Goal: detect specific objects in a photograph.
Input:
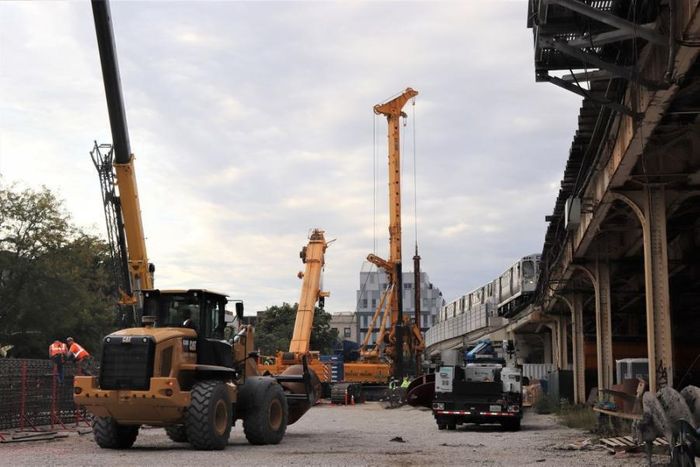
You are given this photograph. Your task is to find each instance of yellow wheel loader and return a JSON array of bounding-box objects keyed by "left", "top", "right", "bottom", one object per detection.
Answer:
[{"left": 75, "top": 289, "right": 317, "bottom": 450}]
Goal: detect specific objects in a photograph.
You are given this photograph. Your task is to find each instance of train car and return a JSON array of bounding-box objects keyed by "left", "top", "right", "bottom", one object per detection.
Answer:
[
  {"left": 432, "top": 254, "right": 541, "bottom": 345},
  {"left": 496, "top": 254, "right": 541, "bottom": 317}
]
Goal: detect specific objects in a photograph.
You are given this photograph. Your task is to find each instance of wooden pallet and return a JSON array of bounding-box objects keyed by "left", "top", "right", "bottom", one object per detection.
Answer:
[{"left": 600, "top": 435, "right": 669, "bottom": 452}]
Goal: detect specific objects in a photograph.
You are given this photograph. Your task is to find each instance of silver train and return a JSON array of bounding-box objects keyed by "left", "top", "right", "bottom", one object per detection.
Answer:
[{"left": 440, "top": 254, "right": 541, "bottom": 322}]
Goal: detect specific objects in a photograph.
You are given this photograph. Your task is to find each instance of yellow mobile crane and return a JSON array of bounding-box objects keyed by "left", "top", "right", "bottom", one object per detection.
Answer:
[
  {"left": 89, "top": 0, "right": 153, "bottom": 324},
  {"left": 344, "top": 88, "right": 425, "bottom": 385},
  {"left": 258, "top": 229, "right": 332, "bottom": 384},
  {"left": 76, "top": 0, "right": 315, "bottom": 450}
]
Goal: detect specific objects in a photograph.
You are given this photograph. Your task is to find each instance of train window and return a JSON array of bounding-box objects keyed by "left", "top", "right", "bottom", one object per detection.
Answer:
[{"left": 523, "top": 260, "right": 535, "bottom": 278}]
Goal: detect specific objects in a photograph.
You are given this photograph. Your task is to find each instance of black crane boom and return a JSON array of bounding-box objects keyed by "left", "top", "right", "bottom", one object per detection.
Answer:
[{"left": 91, "top": 0, "right": 131, "bottom": 165}]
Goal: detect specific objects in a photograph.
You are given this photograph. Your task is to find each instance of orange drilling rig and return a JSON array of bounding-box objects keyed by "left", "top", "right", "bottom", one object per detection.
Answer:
[{"left": 339, "top": 88, "right": 426, "bottom": 399}]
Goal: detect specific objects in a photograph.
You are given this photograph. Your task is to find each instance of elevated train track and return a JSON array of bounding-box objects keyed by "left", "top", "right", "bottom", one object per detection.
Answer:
[
  {"left": 530, "top": 0, "right": 700, "bottom": 399},
  {"left": 425, "top": 1, "right": 700, "bottom": 402}
]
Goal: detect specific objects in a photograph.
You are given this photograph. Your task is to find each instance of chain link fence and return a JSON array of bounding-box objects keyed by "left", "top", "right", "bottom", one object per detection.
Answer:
[{"left": 0, "top": 359, "right": 90, "bottom": 431}]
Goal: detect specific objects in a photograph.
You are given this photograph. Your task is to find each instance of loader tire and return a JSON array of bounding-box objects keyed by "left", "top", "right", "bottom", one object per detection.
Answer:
[
  {"left": 241, "top": 379, "right": 287, "bottom": 445},
  {"left": 184, "top": 380, "right": 232, "bottom": 450},
  {"left": 165, "top": 424, "right": 188, "bottom": 443},
  {"left": 93, "top": 416, "right": 139, "bottom": 449}
]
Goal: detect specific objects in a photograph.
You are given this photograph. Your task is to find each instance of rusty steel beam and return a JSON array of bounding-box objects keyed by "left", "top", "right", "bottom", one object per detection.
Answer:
[
  {"left": 543, "top": 38, "right": 666, "bottom": 90},
  {"left": 566, "top": 23, "right": 659, "bottom": 48},
  {"left": 542, "top": 4, "right": 700, "bottom": 305},
  {"left": 543, "top": 0, "right": 666, "bottom": 46}
]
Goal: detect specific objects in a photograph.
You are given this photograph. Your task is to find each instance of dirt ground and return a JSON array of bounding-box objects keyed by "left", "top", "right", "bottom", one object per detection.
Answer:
[{"left": 1, "top": 403, "right": 666, "bottom": 466}]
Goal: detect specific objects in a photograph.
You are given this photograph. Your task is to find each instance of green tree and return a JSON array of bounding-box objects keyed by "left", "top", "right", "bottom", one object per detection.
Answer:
[
  {"left": 0, "top": 185, "right": 116, "bottom": 358},
  {"left": 255, "top": 302, "right": 339, "bottom": 355}
]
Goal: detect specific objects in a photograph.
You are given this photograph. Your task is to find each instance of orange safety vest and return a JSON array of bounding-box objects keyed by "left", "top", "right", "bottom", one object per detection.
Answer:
[
  {"left": 49, "top": 341, "right": 66, "bottom": 357},
  {"left": 69, "top": 342, "right": 89, "bottom": 361}
]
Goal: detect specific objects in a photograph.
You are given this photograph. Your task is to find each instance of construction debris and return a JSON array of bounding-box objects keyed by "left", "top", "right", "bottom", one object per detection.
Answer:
[
  {"left": 1, "top": 431, "right": 69, "bottom": 443},
  {"left": 554, "top": 438, "right": 593, "bottom": 450},
  {"left": 599, "top": 435, "right": 668, "bottom": 452}
]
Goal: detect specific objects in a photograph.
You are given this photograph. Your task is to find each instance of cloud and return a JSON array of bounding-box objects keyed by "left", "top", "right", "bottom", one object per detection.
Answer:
[{"left": 0, "top": 1, "right": 582, "bottom": 313}]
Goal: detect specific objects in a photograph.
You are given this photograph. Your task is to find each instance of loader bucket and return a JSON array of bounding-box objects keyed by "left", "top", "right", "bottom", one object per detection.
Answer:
[
  {"left": 277, "top": 364, "right": 321, "bottom": 425},
  {"left": 406, "top": 372, "right": 435, "bottom": 408}
]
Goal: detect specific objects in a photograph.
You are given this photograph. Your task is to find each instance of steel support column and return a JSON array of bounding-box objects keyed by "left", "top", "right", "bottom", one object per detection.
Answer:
[
  {"left": 612, "top": 187, "right": 673, "bottom": 391},
  {"left": 543, "top": 330, "right": 553, "bottom": 364},
  {"left": 593, "top": 260, "right": 614, "bottom": 394},
  {"left": 549, "top": 322, "right": 561, "bottom": 369},
  {"left": 557, "top": 316, "right": 569, "bottom": 370},
  {"left": 569, "top": 294, "right": 586, "bottom": 404},
  {"left": 642, "top": 186, "right": 673, "bottom": 390}
]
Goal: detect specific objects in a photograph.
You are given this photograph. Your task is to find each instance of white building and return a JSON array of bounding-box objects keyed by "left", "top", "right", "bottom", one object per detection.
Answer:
[
  {"left": 329, "top": 312, "right": 358, "bottom": 344},
  {"left": 355, "top": 270, "right": 444, "bottom": 345}
]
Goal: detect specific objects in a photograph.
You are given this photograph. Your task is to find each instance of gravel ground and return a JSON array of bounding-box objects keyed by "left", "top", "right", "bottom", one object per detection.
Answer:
[{"left": 2, "top": 403, "right": 665, "bottom": 466}]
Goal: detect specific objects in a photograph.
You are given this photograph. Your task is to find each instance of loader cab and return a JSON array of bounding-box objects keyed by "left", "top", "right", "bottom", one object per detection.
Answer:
[
  {"left": 142, "top": 289, "right": 242, "bottom": 368},
  {"left": 142, "top": 289, "right": 229, "bottom": 338}
]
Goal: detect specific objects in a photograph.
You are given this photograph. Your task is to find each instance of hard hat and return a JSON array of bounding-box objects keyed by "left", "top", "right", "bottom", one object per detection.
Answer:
[{"left": 66, "top": 337, "right": 74, "bottom": 342}]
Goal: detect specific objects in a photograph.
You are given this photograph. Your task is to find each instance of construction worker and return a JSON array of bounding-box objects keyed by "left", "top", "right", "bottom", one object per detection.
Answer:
[
  {"left": 48, "top": 340, "right": 67, "bottom": 384},
  {"left": 389, "top": 377, "right": 398, "bottom": 390},
  {"left": 65, "top": 337, "right": 92, "bottom": 375},
  {"left": 400, "top": 376, "right": 411, "bottom": 403}
]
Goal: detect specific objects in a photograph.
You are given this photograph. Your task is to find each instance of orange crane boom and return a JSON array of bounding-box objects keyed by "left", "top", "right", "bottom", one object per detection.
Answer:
[
  {"left": 258, "top": 230, "right": 332, "bottom": 386},
  {"left": 289, "top": 229, "right": 330, "bottom": 354}
]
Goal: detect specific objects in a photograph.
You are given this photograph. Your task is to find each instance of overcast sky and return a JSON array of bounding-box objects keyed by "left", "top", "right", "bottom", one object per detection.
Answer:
[{"left": 0, "top": 1, "right": 581, "bottom": 314}]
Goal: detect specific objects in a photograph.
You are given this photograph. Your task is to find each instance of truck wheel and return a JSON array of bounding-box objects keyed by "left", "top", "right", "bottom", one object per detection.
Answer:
[
  {"left": 93, "top": 416, "right": 139, "bottom": 449},
  {"left": 243, "top": 382, "right": 287, "bottom": 445},
  {"left": 437, "top": 423, "right": 447, "bottom": 430},
  {"left": 501, "top": 419, "right": 521, "bottom": 431},
  {"left": 185, "top": 380, "right": 232, "bottom": 450},
  {"left": 165, "top": 425, "right": 188, "bottom": 442}
]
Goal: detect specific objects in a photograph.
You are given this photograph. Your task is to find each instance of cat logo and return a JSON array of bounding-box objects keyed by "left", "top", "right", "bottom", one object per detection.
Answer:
[{"left": 122, "top": 336, "right": 132, "bottom": 344}]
